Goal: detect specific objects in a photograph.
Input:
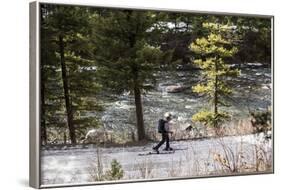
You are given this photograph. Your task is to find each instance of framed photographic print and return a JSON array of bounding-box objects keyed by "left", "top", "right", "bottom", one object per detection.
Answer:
[{"left": 29, "top": 1, "right": 274, "bottom": 188}]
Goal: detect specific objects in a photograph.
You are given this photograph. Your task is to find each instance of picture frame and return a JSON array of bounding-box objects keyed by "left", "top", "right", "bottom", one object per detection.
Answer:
[{"left": 30, "top": 1, "right": 274, "bottom": 188}]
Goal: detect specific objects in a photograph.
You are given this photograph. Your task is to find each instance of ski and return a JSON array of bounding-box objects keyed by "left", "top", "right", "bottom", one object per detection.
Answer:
[{"left": 138, "top": 150, "right": 175, "bottom": 156}]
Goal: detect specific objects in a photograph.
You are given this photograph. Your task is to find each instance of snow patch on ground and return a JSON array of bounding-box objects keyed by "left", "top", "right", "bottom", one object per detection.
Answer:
[{"left": 41, "top": 134, "right": 272, "bottom": 185}]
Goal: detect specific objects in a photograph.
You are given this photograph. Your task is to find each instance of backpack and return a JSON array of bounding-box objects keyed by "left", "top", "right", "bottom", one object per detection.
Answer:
[{"left": 158, "top": 119, "right": 167, "bottom": 133}]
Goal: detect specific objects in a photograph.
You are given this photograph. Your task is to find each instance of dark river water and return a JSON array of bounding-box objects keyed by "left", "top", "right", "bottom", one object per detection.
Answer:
[{"left": 98, "top": 64, "right": 271, "bottom": 135}]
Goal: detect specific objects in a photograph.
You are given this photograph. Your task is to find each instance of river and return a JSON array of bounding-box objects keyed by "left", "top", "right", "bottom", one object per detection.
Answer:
[{"left": 99, "top": 64, "right": 271, "bottom": 136}]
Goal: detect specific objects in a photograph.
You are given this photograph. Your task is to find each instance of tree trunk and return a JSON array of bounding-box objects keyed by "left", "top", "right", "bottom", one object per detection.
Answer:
[
  {"left": 59, "top": 35, "right": 76, "bottom": 144},
  {"left": 214, "top": 60, "right": 218, "bottom": 129},
  {"left": 134, "top": 84, "right": 146, "bottom": 141},
  {"left": 126, "top": 12, "right": 146, "bottom": 141},
  {"left": 40, "top": 78, "right": 47, "bottom": 145},
  {"left": 40, "top": 6, "right": 47, "bottom": 145}
]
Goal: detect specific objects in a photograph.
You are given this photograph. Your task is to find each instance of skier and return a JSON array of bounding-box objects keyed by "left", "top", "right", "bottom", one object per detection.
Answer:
[{"left": 152, "top": 112, "right": 174, "bottom": 153}]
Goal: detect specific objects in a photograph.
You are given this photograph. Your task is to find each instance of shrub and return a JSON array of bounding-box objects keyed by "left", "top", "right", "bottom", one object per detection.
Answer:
[{"left": 105, "top": 159, "right": 124, "bottom": 180}]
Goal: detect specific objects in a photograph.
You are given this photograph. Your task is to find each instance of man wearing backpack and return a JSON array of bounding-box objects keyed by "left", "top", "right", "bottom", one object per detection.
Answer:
[{"left": 152, "top": 112, "right": 174, "bottom": 153}]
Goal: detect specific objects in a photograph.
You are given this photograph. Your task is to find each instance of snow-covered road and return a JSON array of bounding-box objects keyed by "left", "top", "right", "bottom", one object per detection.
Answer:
[{"left": 41, "top": 134, "right": 272, "bottom": 186}]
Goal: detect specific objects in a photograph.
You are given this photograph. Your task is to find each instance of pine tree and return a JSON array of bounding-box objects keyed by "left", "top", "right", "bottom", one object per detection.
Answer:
[
  {"left": 190, "top": 22, "right": 240, "bottom": 131},
  {"left": 105, "top": 159, "right": 124, "bottom": 180},
  {"left": 40, "top": 5, "right": 102, "bottom": 144},
  {"left": 92, "top": 10, "right": 163, "bottom": 141},
  {"left": 40, "top": 5, "right": 66, "bottom": 144},
  {"left": 233, "top": 17, "right": 271, "bottom": 65}
]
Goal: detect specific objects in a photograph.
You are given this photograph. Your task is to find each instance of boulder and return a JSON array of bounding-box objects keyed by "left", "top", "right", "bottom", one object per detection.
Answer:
[
  {"left": 82, "top": 128, "right": 114, "bottom": 143},
  {"left": 165, "top": 85, "right": 184, "bottom": 93}
]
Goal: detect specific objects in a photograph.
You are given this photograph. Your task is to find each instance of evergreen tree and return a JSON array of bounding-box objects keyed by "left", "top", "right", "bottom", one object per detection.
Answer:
[
  {"left": 234, "top": 17, "right": 271, "bottom": 65},
  {"left": 190, "top": 22, "right": 240, "bottom": 130},
  {"left": 92, "top": 10, "right": 163, "bottom": 140},
  {"left": 40, "top": 5, "right": 66, "bottom": 144},
  {"left": 40, "top": 5, "right": 102, "bottom": 144},
  {"left": 151, "top": 12, "right": 211, "bottom": 67},
  {"left": 40, "top": 5, "right": 271, "bottom": 143},
  {"left": 105, "top": 159, "right": 124, "bottom": 180}
]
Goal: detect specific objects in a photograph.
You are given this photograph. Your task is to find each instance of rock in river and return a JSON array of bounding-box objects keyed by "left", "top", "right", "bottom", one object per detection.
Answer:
[{"left": 165, "top": 84, "right": 184, "bottom": 93}]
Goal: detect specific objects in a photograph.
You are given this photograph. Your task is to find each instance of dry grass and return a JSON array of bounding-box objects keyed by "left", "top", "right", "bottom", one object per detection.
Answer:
[
  {"left": 254, "top": 142, "right": 272, "bottom": 172},
  {"left": 211, "top": 136, "right": 272, "bottom": 174},
  {"left": 145, "top": 117, "right": 259, "bottom": 143},
  {"left": 136, "top": 158, "right": 154, "bottom": 179},
  {"left": 166, "top": 157, "right": 184, "bottom": 177},
  {"left": 86, "top": 134, "right": 272, "bottom": 182},
  {"left": 44, "top": 116, "right": 268, "bottom": 147},
  {"left": 88, "top": 147, "right": 105, "bottom": 181}
]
